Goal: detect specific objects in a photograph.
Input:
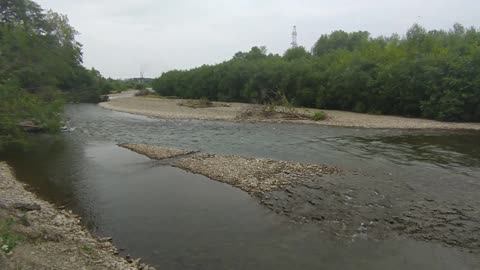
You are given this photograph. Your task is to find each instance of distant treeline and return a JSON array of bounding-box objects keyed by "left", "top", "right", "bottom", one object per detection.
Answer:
[{"left": 153, "top": 24, "right": 480, "bottom": 122}]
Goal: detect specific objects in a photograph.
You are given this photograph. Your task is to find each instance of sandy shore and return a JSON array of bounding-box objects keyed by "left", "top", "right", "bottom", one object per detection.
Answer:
[
  {"left": 0, "top": 162, "right": 155, "bottom": 270},
  {"left": 121, "top": 144, "right": 480, "bottom": 253},
  {"left": 99, "top": 96, "right": 480, "bottom": 130}
]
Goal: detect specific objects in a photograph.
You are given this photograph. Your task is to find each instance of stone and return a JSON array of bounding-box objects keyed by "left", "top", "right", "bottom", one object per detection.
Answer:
[
  {"left": 43, "top": 230, "right": 63, "bottom": 242},
  {"left": 0, "top": 252, "right": 8, "bottom": 269},
  {"left": 12, "top": 202, "right": 41, "bottom": 211},
  {"left": 100, "top": 95, "right": 110, "bottom": 102},
  {"left": 0, "top": 200, "right": 8, "bottom": 209},
  {"left": 98, "top": 237, "right": 113, "bottom": 242},
  {"left": 125, "top": 254, "right": 133, "bottom": 263},
  {"left": 13, "top": 226, "right": 42, "bottom": 240}
]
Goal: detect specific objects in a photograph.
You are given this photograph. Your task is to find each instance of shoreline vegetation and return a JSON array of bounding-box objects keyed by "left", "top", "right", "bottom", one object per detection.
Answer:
[
  {"left": 0, "top": 162, "right": 155, "bottom": 270},
  {"left": 151, "top": 24, "right": 480, "bottom": 123},
  {"left": 120, "top": 144, "right": 480, "bottom": 253},
  {"left": 100, "top": 96, "right": 480, "bottom": 130},
  {"left": 0, "top": 0, "right": 142, "bottom": 150}
]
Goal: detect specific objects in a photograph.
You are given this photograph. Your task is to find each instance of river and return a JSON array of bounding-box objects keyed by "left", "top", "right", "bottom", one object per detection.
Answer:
[{"left": 1, "top": 104, "right": 479, "bottom": 269}]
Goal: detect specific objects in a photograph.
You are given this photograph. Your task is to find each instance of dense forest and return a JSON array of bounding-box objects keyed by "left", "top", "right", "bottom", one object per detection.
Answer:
[
  {"left": 0, "top": 0, "right": 127, "bottom": 148},
  {"left": 153, "top": 24, "right": 480, "bottom": 122}
]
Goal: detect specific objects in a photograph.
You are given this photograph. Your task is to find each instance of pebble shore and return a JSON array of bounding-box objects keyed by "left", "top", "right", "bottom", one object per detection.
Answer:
[{"left": 100, "top": 96, "right": 480, "bottom": 130}]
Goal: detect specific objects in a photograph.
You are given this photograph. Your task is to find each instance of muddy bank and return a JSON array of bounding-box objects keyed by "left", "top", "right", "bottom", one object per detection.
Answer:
[
  {"left": 0, "top": 163, "right": 155, "bottom": 270},
  {"left": 99, "top": 96, "right": 480, "bottom": 130},
  {"left": 121, "top": 144, "right": 480, "bottom": 253}
]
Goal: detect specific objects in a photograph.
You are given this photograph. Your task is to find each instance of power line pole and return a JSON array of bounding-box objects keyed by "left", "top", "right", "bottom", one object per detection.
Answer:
[{"left": 291, "top": 25, "right": 298, "bottom": 48}]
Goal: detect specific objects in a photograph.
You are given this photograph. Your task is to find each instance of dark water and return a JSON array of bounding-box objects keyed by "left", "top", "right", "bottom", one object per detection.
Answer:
[{"left": 2, "top": 104, "right": 480, "bottom": 269}]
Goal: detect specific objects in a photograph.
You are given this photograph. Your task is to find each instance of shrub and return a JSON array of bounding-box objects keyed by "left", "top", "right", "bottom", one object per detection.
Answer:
[
  {"left": 312, "top": 111, "right": 327, "bottom": 121},
  {"left": 178, "top": 97, "right": 214, "bottom": 108},
  {"left": 0, "top": 219, "right": 24, "bottom": 253},
  {"left": 134, "top": 83, "right": 147, "bottom": 90}
]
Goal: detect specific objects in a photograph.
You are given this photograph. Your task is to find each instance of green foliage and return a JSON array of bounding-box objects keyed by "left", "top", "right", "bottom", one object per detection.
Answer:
[
  {"left": 0, "top": 218, "right": 24, "bottom": 253},
  {"left": 312, "top": 111, "right": 327, "bottom": 121},
  {"left": 283, "top": 46, "right": 311, "bottom": 61},
  {"left": 134, "top": 83, "right": 147, "bottom": 90},
  {"left": 0, "top": 82, "right": 63, "bottom": 149},
  {"left": 312, "top": 30, "right": 370, "bottom": 56},
  {"left": 153, "top": 24, "right": 480, "bottom": 122},
  {"left": 0, "top": 0, "right": 110, "bottom": 148}
]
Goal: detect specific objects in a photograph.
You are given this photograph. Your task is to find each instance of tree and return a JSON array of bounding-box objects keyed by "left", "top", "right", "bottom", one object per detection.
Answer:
[
  {"left": 0, "top": 0, "right": 109, "bottom": 149},
  {"left": 283, "top": 46, "right": 310, "bottom": 61},
  {"left": 312, "top": 30, "right": 370, "bottom": 56},
  {"left": 152, "top": 24, "right": 480, "bottom": 122}
]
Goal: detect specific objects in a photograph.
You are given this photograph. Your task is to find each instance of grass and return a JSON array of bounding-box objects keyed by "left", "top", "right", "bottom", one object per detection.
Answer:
[
  {"left": 0, "top": 218, "right": 24, "bottom": 253},
  {"left": 311, "top": 111, "right": 327, "bottom": 121},
  {"left": 81, "top": 244, "right": 95, "bottom": 255}
]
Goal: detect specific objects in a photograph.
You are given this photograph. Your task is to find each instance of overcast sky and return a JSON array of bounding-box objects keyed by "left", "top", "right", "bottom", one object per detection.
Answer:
[{"left": 37, "top": 0, "right": 479, "bottom": 79}]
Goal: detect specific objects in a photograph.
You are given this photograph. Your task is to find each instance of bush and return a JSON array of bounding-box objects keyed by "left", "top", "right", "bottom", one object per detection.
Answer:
[
  {"left": 134, "top": 83, "right": 147, "bottom": 90},
  {"left": 312, "top": 111, "right": 327, "bottom": 121},
  {"left": 151, "top": 24, "right": 480, "bottom": 122},
  {"left": 0, "top": 219, "right": 24, "bottom": 253},
  {"left": 0, "top": 83, "right": 63, "bottom": 150},
  {"left": 178, "top": 97, "right": 214, "bottom": 108}
]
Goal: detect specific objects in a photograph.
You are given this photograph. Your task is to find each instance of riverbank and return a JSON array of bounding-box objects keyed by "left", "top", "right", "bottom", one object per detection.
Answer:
[
  {"left": 100, "top": 96, "right": 480, "bottom": 130},
  {"left": 121, "top": 144, "right": 480, "bottom": 253},
  {"left": 0, "top": 162, "right": 155, "bottom": 270}
]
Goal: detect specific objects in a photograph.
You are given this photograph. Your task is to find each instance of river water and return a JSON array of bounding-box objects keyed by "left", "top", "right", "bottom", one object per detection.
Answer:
[{"left": 1, "top": 104, "right": 480, "bottom": 269}]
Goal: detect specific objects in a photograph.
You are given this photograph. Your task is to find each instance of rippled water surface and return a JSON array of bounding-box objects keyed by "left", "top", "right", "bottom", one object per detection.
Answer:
[{"left": 2, "top": 104, "right": 480, "bottom": 269}]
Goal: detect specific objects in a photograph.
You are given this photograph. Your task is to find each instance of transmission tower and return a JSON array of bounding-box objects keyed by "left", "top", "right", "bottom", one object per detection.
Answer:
[{"left": 291, "top": 26, "right": 298, "bottom": 48}]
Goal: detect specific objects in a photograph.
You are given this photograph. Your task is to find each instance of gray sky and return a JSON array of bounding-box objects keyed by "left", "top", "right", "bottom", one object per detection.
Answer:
[{"left": 37, "top": 0, "right": 480, "bottom": 79}]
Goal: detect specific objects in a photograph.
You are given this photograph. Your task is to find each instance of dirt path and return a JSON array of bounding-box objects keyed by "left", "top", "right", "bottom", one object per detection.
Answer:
[
  {"left": 0, "top": 162, "right": 155, "bottom": 270},
  {"left": 99, "top": 96, "right": 480, "bottom": 130}
]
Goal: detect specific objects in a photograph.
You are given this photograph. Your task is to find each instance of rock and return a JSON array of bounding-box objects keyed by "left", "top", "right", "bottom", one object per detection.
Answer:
[
  {"left": 0, "top": 252, "right": 9, "bottom": 269},
  {"left": 13, "top": 225, "right": 42, "bottom": 240},
  {"left": 0, "top": 200, "right": 8, "bottom": 209},
  {"left": 42, "top": 229, "right": 63, "bottom": 242},
  {"left": 311, "top": 216, "right": 325, "bottom": 221},
  {"left": 53, "top": 215, "right": 65, "bottom": 226},
  {"left": 98, "top": 237, "right": 113, "bottom": 242},
  {"left": 15, "top": 214, "right": 31, "bottom": 227},
  {"left": 100, "top": 95, "right": 110, "bottom": 102},
  {"left": 12, "top": 202, "right": 41, "bottom": 211}
]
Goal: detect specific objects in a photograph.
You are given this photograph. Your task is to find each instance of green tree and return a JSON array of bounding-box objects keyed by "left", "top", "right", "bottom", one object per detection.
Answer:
[{"left": 0, "top": 0, "right": 110, "bottom": 149}]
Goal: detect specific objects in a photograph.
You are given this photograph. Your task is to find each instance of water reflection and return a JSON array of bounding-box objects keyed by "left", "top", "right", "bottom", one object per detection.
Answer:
[{"left": 344, "top": 133, "right": 480, "bottom": 169}]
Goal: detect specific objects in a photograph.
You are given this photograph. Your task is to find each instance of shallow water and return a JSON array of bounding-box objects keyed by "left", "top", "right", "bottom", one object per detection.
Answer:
[{"left": 2, "top": 104, "right": 480, "bottom": 269}]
